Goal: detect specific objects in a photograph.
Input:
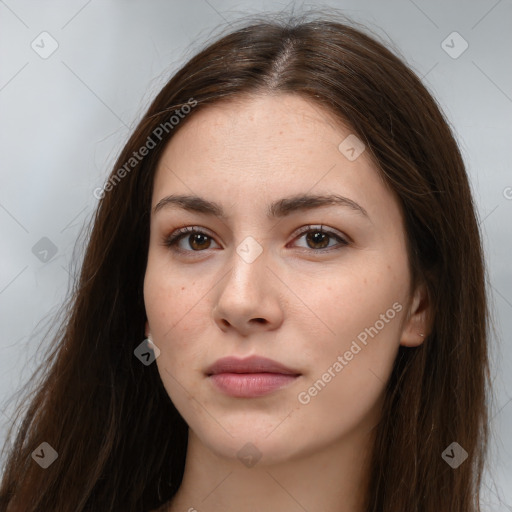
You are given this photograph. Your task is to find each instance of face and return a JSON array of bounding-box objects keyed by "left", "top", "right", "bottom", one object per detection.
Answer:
[{"left": 143, "top": 93, "right": 422, "bottom": 465}]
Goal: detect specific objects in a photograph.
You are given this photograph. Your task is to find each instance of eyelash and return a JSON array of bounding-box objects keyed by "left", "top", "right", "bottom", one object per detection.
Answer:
[{"left": 162, "top": 225, "right": 349, "bottom": 255}]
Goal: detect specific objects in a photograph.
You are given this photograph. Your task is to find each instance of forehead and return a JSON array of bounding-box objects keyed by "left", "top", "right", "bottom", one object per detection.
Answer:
[
  {"left": 152, "top": 93, "right": 398, "bottom": 224},
  {"left": 159, "top": 93, "right": 354, "bottom": 168}
]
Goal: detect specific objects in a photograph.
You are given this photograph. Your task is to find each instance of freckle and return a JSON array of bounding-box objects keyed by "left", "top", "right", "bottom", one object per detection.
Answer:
[{"left": 181, "top": 287, "right": 185, "bottom": 291}]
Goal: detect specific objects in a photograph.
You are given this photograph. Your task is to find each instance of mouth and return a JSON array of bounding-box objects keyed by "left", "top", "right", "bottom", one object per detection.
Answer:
[{"left": 205, "top": 355, "right": 301, "bottom": 398}]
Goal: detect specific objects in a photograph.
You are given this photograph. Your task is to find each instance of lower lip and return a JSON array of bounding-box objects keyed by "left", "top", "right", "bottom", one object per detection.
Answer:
[{"left": 209, "top": 372, "right": 299, "bottom": 398}]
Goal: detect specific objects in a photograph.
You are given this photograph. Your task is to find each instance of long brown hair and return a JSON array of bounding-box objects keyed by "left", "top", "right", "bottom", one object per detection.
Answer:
[{"left": 0, "top": 12, "right": 490, "bottom": 512}]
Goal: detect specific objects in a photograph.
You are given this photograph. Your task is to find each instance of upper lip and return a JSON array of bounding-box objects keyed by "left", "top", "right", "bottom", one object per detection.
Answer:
[{"left": 206, "top": 355, "right": 301, "bottom": 376}]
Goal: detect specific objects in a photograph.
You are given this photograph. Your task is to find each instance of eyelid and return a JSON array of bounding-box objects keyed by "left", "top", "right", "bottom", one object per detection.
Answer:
[
  {"left": 162, "top": 224, "right": 349, "bottom": 253},
  {"left": 162, "top": 225, "right": 220, "bottom": 251},
  {"left": 292, "top": 224, "right": 349, "bottom": 244}
]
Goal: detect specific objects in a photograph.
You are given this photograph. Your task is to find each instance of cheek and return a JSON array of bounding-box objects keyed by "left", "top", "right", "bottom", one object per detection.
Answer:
[
  {"left": 293, "top": 267, "right": 406, "bottom": 439},
  {"left": 144, "top": 250, "right": 207, "bottom": 326},
  {"left": 143, "top": 261, "right": 209, "bottom": 363},
  {"left": 298, "top": 252, "right": 409, "bottom": 383},
  {"left": 143, "top": 266, "right": 211, "bottom": 415}
]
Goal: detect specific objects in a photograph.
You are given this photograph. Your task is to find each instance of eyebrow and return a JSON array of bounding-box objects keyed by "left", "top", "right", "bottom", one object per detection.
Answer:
[{"left": 153, "top": 193, "right": 369, "bottom": 220}]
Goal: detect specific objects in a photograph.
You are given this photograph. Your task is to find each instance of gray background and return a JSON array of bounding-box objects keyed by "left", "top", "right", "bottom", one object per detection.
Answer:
[{"left": 0, "top": 0, "right": 510, "bottom": 508}]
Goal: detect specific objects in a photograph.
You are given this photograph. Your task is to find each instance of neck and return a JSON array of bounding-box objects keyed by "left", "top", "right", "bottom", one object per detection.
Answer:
[{"left": 167, "top": 424, "right": 376, "bottom": 512}]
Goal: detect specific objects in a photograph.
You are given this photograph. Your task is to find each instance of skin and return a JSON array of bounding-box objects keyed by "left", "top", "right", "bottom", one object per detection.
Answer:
[{"left": 144, "top": 93, "right": 430, "bottom": 512}]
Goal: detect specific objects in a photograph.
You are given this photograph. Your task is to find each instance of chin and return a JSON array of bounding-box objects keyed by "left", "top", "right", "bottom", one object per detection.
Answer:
[
  {"left": 197, "top": 428, "right": 305, "bottom": 467},
  {"left": 185, "top": 406, "right": 324, "bottom": 468}
]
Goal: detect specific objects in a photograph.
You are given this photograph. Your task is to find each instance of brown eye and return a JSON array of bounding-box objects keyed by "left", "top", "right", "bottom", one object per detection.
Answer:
[
  {"left": 163, "top": 227, "right": 219, "bottom": 252},
  {"left": 163, "top": 225, "right": 348, "bottom": 255},
  {"left": 187, "top": 233, "right": 211, "bottom": 250},
  {"left": 305, "top": 230, "right": 330, "bottom": 249},
  {"left": 292, "top": 226, "right": 348, "bottom": 251}
]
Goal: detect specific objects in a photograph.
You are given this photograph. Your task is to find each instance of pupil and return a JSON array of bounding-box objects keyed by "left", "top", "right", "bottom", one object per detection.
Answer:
[
  {"left": 187, "top": 231, "right": 330, "bottom": 250},
  {"left": 191, "top": 233, "right": 209, "bottom": 250},
  {"left": 307, "top": 231, "right": 328, "bottom": 249}
]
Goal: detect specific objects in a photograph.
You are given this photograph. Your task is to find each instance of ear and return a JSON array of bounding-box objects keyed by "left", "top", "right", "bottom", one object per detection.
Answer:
[{"left": 400, "top": 282, "right": 432, "bottom": 347}]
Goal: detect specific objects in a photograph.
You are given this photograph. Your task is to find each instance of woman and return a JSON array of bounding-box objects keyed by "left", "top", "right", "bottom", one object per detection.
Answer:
[{"left": 0, "top": 13, "right": 490, "bottom": 512}]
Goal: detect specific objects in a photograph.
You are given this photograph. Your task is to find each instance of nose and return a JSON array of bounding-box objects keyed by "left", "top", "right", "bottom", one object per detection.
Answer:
[{"left": 212, "top": 244, "right": 284, "bottom": 336}]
